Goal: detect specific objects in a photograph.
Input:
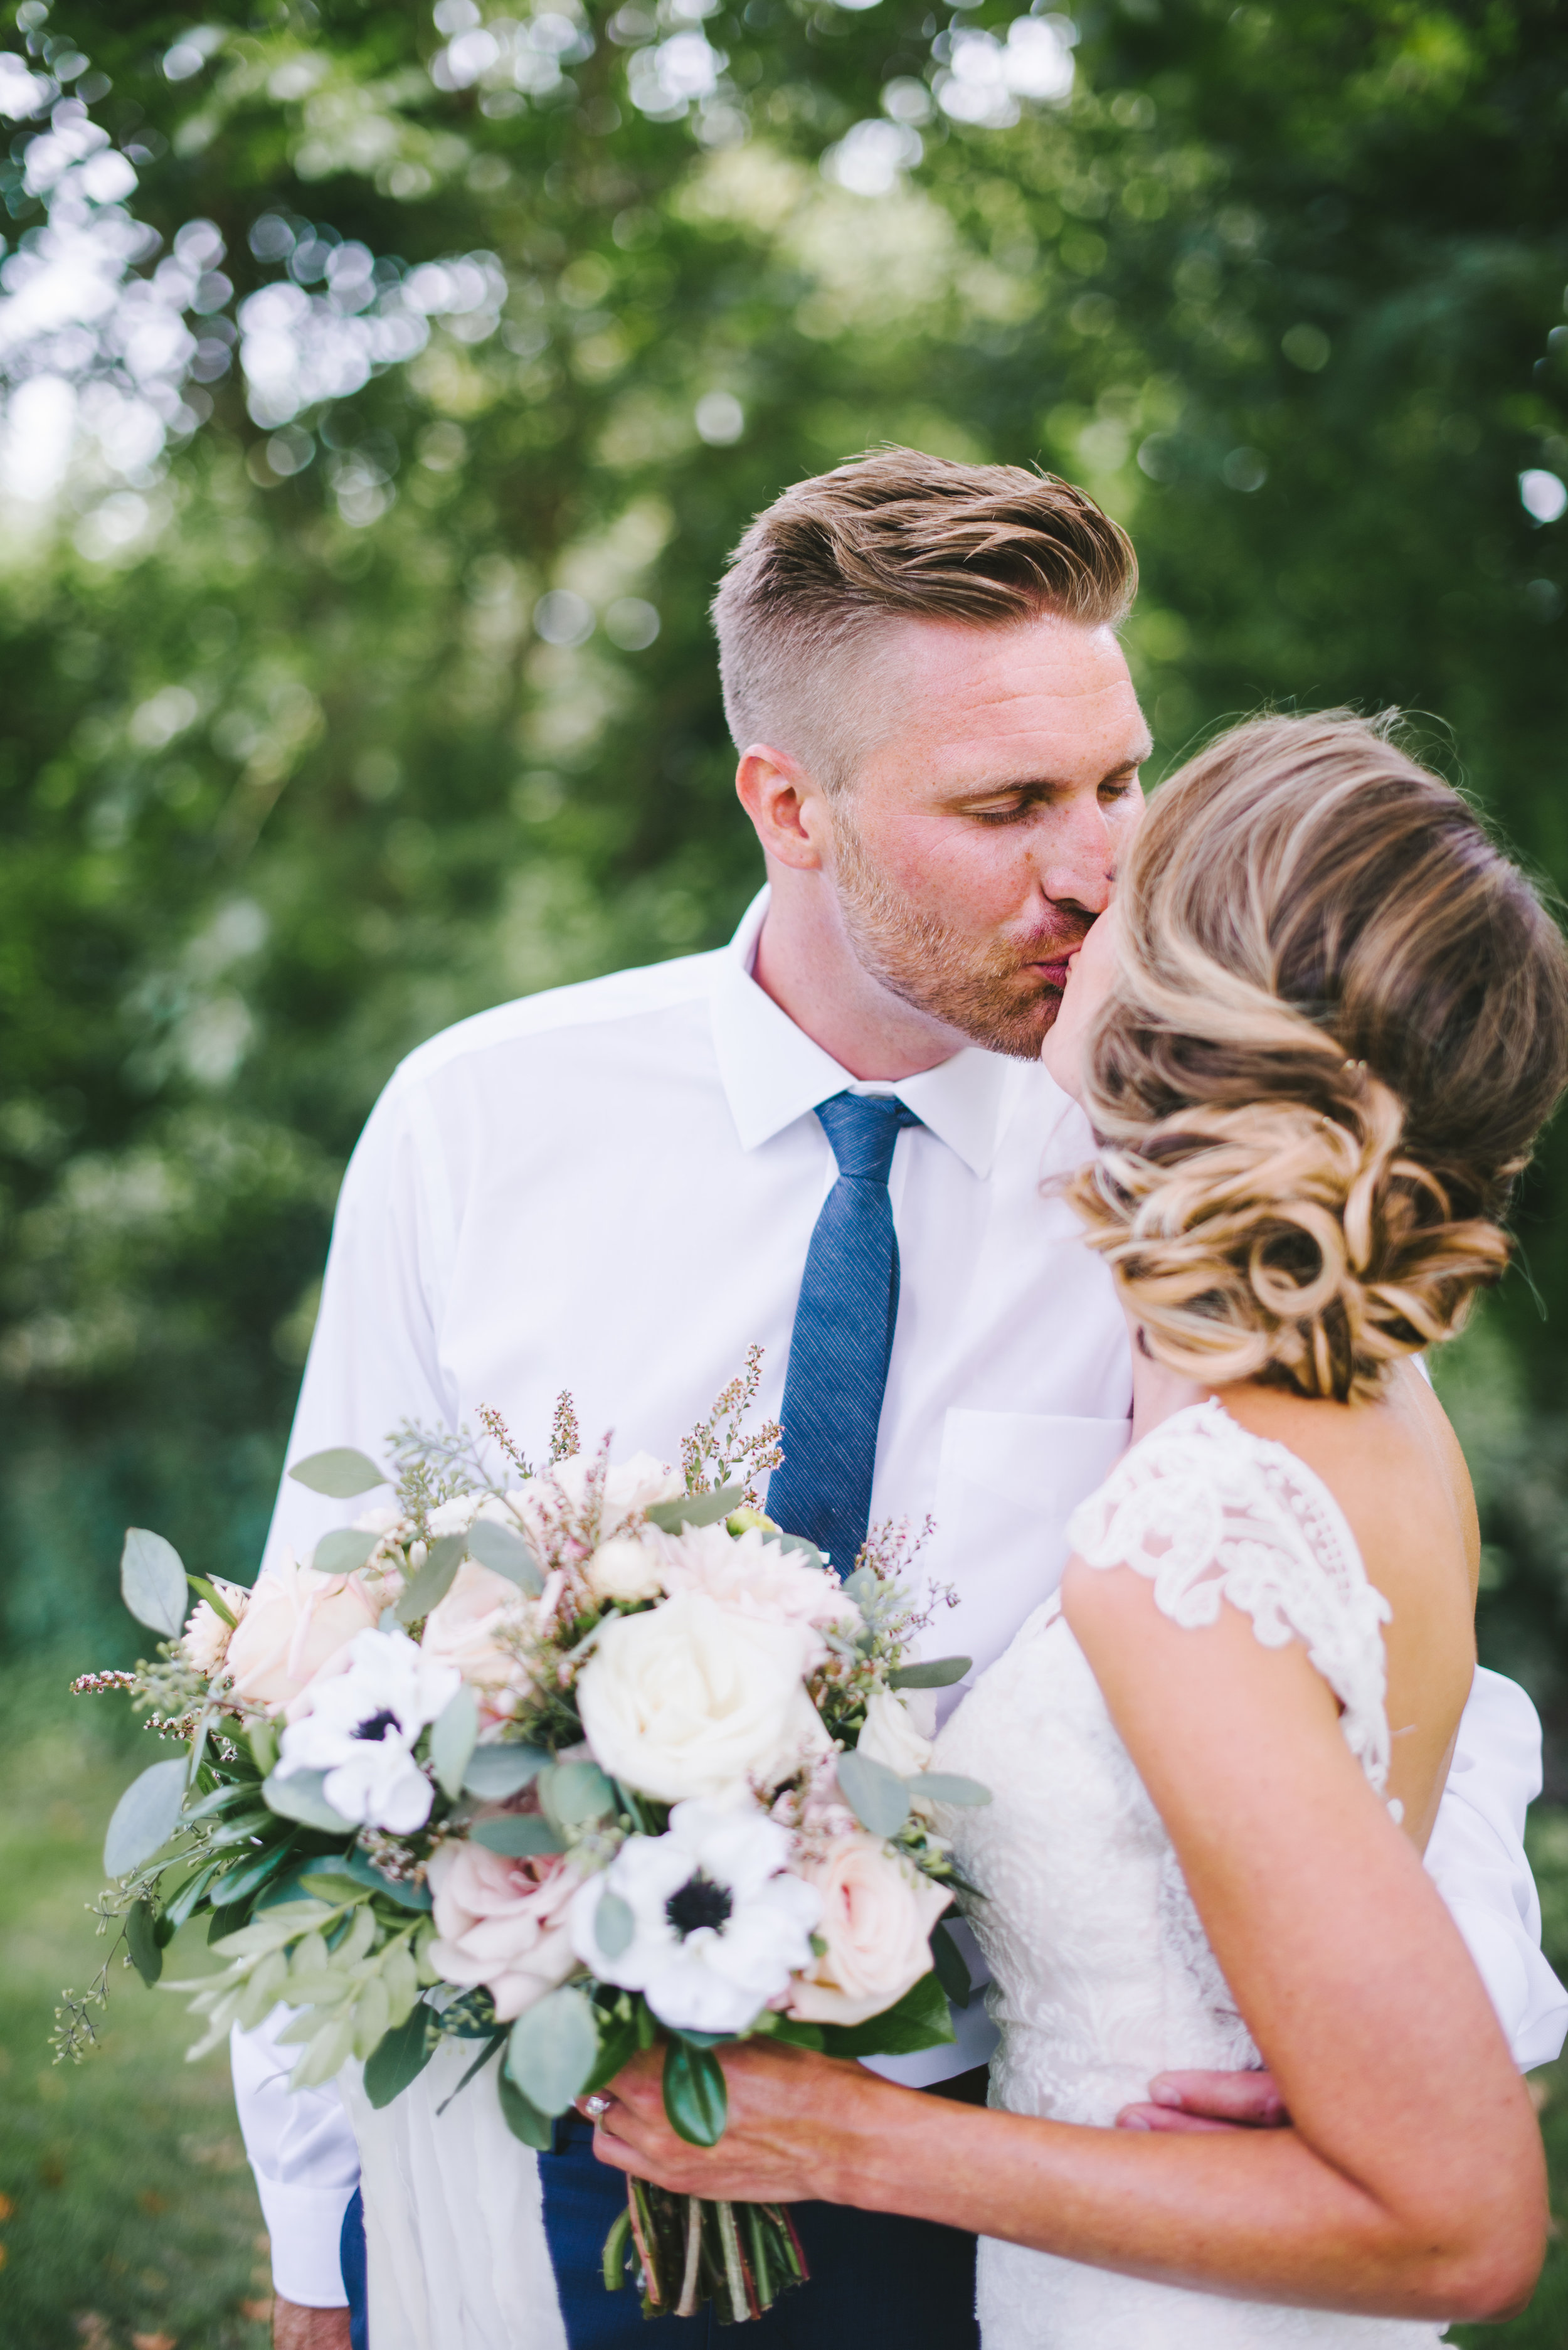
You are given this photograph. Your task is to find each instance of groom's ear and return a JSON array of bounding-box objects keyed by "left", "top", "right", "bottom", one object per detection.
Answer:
[{"left": 736, "top": 745, "right": 834, "bottom": 873}]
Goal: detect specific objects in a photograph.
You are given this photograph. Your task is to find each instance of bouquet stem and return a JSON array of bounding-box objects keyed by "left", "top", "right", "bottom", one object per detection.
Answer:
[
  {"left": 613, "top": 2183, "right": 809, "bottom": 2324},
  {"left": 677, "top": 2196, "right": 704, "bottom": 2317}
]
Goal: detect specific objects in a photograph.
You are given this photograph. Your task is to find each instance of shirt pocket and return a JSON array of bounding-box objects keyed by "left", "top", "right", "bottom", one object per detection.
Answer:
[{"left": 930, "top": 1410, "right": 1132, "bottom": 1689}]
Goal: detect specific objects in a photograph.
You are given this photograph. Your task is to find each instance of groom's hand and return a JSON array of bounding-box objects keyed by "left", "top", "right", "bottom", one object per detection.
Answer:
[
  {"left": 272, "top": 2297, "right": 353, "bottom": 2349},
  {"left": 1115, "top": 2068, "right": 1288, "bottom": 2134}
]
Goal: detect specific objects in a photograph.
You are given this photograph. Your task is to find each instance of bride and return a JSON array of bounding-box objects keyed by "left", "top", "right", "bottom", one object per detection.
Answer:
[{"left": 585, "top": 710, "right": 1568, "bottom": 2343}]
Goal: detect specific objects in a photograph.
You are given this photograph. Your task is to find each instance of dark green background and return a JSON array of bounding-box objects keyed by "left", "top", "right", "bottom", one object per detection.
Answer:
[{"left": 1, "top": 1, "right": 1566, "bottom": 2337}]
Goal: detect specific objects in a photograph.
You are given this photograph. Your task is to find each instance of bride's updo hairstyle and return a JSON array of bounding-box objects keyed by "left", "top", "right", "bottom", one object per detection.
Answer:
[{"left": 1067, "top": 712, "right": 1568, "bottom": 1403}]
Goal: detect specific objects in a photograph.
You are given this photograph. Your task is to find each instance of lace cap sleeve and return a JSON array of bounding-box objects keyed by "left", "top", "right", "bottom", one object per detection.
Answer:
[{"left": 1065, "top": 1399, "right": 1394, "bottom": 1798}]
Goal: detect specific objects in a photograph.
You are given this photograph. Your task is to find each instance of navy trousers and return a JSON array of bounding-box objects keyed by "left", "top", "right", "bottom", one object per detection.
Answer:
[
  {"left": 339, "top": 2117, "right": 978, "bottom": 2347},
  {"left": 539, "top": 2115, "right": 978, "bottom": 2349}
]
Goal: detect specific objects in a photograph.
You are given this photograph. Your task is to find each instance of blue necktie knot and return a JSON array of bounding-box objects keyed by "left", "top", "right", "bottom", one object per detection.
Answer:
[
  {"left": 765, "top": 1092, "right": 923, "bottom": 1572},
  {"left": 815, "top": 1092, "right": 923, "bottom": 1184}
]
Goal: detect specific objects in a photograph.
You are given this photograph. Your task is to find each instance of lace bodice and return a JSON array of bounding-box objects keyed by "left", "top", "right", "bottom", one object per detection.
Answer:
[{"left": 933, "top": 1399, "right": 1442, "bottom": 2347}]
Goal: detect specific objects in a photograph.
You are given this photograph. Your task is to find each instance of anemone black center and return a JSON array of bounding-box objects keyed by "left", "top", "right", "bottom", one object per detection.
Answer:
[
  {"left": 665, "top": 1871, "right": 733, "bottom": 1938},
  {"left": 352, "top": 1708, "right": 400, "bottom": 1742}
]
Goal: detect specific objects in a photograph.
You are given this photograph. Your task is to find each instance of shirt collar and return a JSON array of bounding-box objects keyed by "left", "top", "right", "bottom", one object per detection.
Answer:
[{"left": 709, "top": 886, "right": 1025, "bottom": 1180}]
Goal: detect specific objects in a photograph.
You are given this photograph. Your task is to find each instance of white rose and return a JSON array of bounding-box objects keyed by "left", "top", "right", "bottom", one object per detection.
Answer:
[
  {"left": 420, "top": 1561, "right": 532, "bottom": 1701},
  {"left": 352, "top": 1507, "right": 404, "bottom": 1536},
  {"left": 785, "top": 1834, "right": 952, "bottom": 2028},
  {"left": 856, "top": 1691, "right": 935, "bottom": 1780},
  {"left": 426, "top": 1493, "right": 484, "bottom": 1538},
  {"left": 225, "top": 1550, "right": 381, "bottom": 1713},
  {"left": 585, "top": 1534, "right": 665, "bottom": 1605},
  {"left": 576, "top": 1590, "right": 825, "bottom": 1804}
]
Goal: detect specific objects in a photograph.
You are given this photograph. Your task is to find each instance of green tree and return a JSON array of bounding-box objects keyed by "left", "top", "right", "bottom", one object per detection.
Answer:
[{"left": 1, "top": 0, "right": 1564, "bottom": 1745}]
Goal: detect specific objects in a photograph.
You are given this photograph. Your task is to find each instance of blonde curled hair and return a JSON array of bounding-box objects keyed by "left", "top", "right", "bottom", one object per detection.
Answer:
[{"left": 1067, "top": 713, "right": 1568, "bottom": 1403}]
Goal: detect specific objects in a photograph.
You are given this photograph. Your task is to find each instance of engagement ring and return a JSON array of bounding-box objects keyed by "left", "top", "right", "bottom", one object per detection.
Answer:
[{"left": 582, "top": 2093, "right": 613, "bottom": 2119}]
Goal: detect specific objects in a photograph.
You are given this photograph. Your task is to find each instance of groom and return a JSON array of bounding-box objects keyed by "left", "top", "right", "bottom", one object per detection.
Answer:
[{"left": 239, "top": 450, "right": 1564, "bottom": 2349}]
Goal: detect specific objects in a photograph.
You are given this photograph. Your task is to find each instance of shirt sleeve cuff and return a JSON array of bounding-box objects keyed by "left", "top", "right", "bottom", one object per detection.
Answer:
[{"left": 253, "top": 2178, "right": 356, "bottom": 2307}]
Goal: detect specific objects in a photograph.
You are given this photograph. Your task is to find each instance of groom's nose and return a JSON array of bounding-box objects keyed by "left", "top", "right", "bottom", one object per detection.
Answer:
[{"left": 1024, "top": 788, "right": 1122, "bottom": 915}]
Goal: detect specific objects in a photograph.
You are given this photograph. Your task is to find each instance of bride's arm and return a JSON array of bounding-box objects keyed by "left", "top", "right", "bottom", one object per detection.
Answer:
[{"left": 590, "top": 1573, "right": 1545, "bottom": 2324}]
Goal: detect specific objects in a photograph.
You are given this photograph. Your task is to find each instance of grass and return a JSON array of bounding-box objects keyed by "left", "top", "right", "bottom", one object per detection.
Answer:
[
  {"left": 2, "top": 1664, "right": 1567, "bottom": 2347},
  {"left": 0, "top": 1662, "right": 272, "bottom": 2350}
]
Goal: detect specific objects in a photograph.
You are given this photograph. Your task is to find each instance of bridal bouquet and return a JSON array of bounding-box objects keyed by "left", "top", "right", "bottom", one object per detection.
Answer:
[{"left": 65, "top": 1355, "right": 987, "bottom": 2324}]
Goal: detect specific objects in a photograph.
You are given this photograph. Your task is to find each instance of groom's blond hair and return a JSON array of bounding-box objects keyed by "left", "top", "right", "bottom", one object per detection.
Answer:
[{"left": 712, "top": 447, "right": 1136, "bottom": 792}]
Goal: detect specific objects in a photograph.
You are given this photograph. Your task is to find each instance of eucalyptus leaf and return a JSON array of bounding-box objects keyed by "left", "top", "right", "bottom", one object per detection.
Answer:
[
  {"left": 471, "top": 1815, "right": 564, "bottom": 1857},
  {"left": 183, "top": 1780, "right": 256, "bottom": 1824},
  {"left": 289, "top": 1447, "right": 386, "bottom": 1498},
  {"left": 909, "top": 1773, "right": 992, "bottom": 1807},
  {"left": 430, "top": 1681, "right": 479, "bottom": 1802},
  {"left": 887, "top": 1656, "right": 973, "bottom": 1692},
  {"left": 126, "top": 1898, "right": 164, "bottom": 1986},
  {"left": 467, "top": 1518, "right": 545, "bottom": 1594},
  {"left": 462, "top": 1744, "right": 548, "bottom": 1800},
  {"left": 313, "top": 1527, "right": 378, "bottom": 1577},
  {"left": 507, "top": 1986, "right": 600, "bottom": 2116},
  {"left": 497, "top": 2066, "right": 554, "bottom": 2150},
  {"left": 835, "top": 1748, "right": 911, "bottom": 1839},
  {"left": 395, "top": 1533, "right": 465, "bottom": 1625},
  {"left": 103, "top": 1757, "right": 189, "bottom": 1876},
  {"left": 594, "top": 1890, "right": 635, "bottom": 1960},
  {"left": 362, "top": 2004, "right": 435, "bottom": 2112},
  {"left": 300, "top": 1847, "right": 432, "bottom": 1911},
  {"left": 775, "top": 1532, "right": 827, "bottom": 1568},
  {"left": 643, "top": 1484, "right": 744, "bottom": 1534},
  {"left": 544, "top": 1760, "right": 615, "bottom": 1829},
  {"left": 120, "top": 1528, "right": 188, "bottom": 1637},
  {"left": 262, "top": 1767, "right": 356, "bottom": 1835},
  {"left": 291, "top": 1871, "right": 373, "bottom": 1907},
  {"left": 662, "top": 2039, "right": 728, "bottom": 2147}
]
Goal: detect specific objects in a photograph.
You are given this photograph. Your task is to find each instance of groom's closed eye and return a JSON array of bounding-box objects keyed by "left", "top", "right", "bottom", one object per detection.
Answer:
[{"left": 961, "top": 770, "right": 1145, "bottom": 826}]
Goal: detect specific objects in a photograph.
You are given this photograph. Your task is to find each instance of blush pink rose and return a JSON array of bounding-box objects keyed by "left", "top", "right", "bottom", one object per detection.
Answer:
[
  {"left": 224, "top": 1550, "right": 381, "bottom": 1713},
  {"left": 785, "top": 1834, "right": 951, "bottom": 2028},
  {"left": 420, "top": 1561, "right": 532, "bottom": 1713},
  {"left": 426, "top": 1838, "right": 581, "bottom": 2021}
]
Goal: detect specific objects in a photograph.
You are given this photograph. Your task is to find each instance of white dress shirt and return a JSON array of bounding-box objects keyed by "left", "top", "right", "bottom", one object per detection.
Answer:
[{"left": 234, "top": 888, "right": 1568, "bottom": 2305}]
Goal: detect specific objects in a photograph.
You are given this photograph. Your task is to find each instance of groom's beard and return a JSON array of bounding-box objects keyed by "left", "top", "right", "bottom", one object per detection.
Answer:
[{"left": 832, "top": 817, "right": 1088, "bottom": 1061}]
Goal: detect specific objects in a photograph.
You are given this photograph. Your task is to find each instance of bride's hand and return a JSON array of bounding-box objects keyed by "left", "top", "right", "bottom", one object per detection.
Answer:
[
  {"left": 583, "top": 2042, "right": 870, "bottom": 2205},
  {"left": 1039, "top": 903, "right": 1120, "bottom": 1102}
]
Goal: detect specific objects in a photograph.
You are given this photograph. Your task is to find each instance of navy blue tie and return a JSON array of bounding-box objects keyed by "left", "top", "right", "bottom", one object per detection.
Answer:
[{"left": 766, "top": 1092, "right": 923, "bottom": 1573}]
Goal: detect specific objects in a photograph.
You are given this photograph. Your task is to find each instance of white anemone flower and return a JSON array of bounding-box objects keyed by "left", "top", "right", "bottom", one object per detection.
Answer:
[
  {"left": 274, "top": 1627, "right": 460, "bottom": 1832},
  {"left": 571, "top": 1799, "right": 821, "bottom": 2034}
]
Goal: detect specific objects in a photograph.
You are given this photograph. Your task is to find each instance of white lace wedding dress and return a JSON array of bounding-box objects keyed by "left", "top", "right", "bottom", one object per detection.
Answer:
[{"left": 932, "top": 1397, "right": 1448, "bottom": 2349}]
